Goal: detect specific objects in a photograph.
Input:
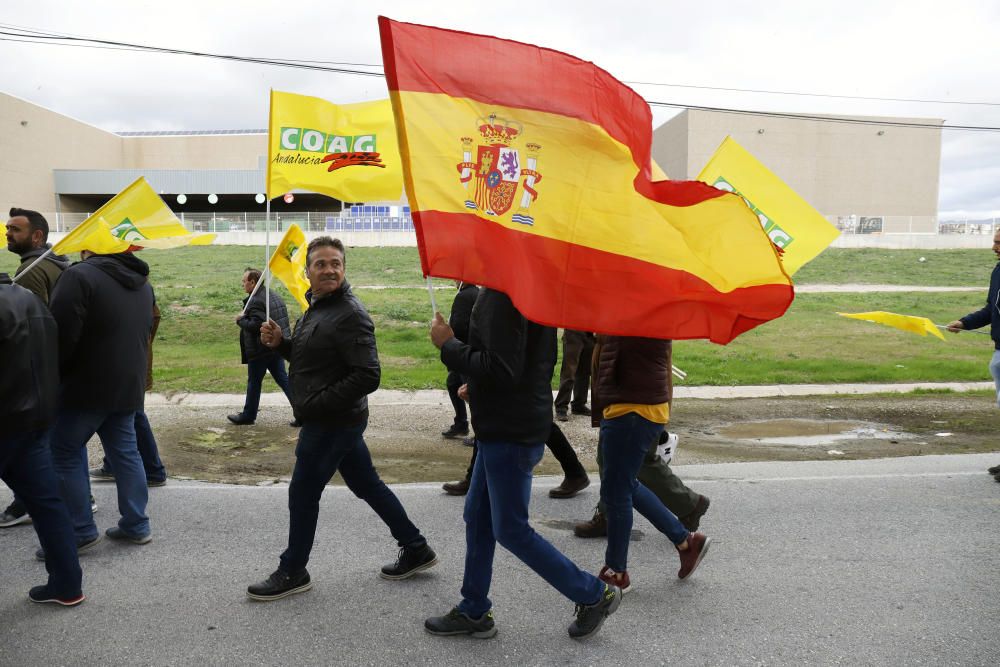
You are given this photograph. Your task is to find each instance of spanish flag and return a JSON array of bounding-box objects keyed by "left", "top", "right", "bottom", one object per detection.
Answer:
[
  {"left": 267, "top": 91, "right": 403, "bottom": 202},
  {"left": 268, "top": 223, "right": 310, "bottom": 311},
  {"left": 54, "top": 177, "right": 214, "bottom": 255},
  {"left": 379, "top": 18, "right": 793, "bottom": 344}
]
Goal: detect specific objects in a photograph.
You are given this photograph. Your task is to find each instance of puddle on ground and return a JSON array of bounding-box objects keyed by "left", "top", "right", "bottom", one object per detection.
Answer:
[{"left": 717, "top": 419, "right": 912, "bottom": 447}]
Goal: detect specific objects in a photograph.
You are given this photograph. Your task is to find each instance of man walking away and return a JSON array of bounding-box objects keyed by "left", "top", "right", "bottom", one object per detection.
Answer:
[
  {"left": 0, "top": 282, "right": 84, "bottom": 606},
  {"left": 441, "top": 281, "right": 479, "bottom": 439},
  {"left": 44, "top": 249, "right": 154, "bottom": 555}
]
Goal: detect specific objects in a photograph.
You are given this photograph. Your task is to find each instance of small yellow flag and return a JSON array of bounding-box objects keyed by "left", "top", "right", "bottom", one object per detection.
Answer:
[
  {"left": 267, "top": 91, "right": 403, "bottom": 203},
  {"left": 53, "top": 177, "right": 215, "bottom": 255},
  {"left": 268, "top": 224, "right": 310, "bottom": 311},
  {"left": 698, "top": 137, "right": 840, "bottom": 276},
  {"left": 837, "top": 311, "right": 946, "bottom": 340}
]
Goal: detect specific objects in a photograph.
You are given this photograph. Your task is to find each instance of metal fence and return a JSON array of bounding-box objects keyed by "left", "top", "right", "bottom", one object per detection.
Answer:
[{"left": 41, "top": 210, "right": 1000, "bottom": 236}]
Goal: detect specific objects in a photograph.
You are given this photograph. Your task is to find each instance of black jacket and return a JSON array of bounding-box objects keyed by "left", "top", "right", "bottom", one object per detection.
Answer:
[
  {"left": 960, "top": 262, "right": 1000, "bottom": 350},
  {"left": 238, "top": 288, "right": 291, "bottom": 363},
  {"left": 49, "top": 254, "right": 154, "bottom": 412},
  {"left": 449, "top": 283, "right": 479, "bottom": 344},
  {"left": 440, "top": 288, "right": 556, "bottom": 444},
  {"left": 277, "top": 281, "right": 380, "bottom": 426},
  {"left": 0, "top": 285, "right": 59, "bottom": 436}
]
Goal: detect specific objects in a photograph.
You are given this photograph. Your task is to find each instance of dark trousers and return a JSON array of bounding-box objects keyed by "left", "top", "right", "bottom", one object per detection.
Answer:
[
  {"left": 279, "top": 419, "right": 426, "bottom": 574},
  {"left": 101, "top": 410, "right": 166, "bottom": 482},
  {"left": 465, "top": 422, "right": 586, "bottom": 480},
  {"left": 242, "top": 354, "right": 292, "bottom": 419},
  {"left": 1, "top": 431, "right": 83, "bottom": 597},
  {"left": 596, "top": 430, "right": 700, "bottom": 518},
  {"left": 554, "top": 330, "right": 595, "bottom": 413},
  {"left": 446, "top": 370, "right": 468, "bottom": 428}
]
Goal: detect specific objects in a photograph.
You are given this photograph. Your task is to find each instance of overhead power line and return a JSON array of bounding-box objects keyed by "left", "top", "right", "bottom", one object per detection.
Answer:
[{"left": 1, "top": 25, "right": 999, "bottom": 132}]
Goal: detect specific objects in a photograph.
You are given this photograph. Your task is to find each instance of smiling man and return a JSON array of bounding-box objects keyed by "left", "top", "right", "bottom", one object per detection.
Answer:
[
  {"left": 247, "top": 236, "right": 436, "bottom": 601},
  {"left": 947, "top": 229, "right": 1000, "bottom": 480}
]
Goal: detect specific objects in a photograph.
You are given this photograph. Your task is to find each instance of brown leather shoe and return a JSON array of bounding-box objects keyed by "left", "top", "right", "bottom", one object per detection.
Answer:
[
  {"left": 549, "top": 475, "right": 590, "bottom": 499},
  {"left": 573, "top": 508, "right": 607, "bottom": 538},
  {"left": 442, "top": 479, "right": 470, "bottom": 496}
]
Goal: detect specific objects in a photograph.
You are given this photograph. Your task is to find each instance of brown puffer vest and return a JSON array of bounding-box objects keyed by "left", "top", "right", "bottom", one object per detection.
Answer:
[{"left": 590, "top": 335, "right": 672, "bottom": 427}]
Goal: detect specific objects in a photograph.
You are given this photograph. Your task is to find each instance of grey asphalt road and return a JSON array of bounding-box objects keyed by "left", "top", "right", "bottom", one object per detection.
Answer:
[{"left": 2, "top": 453, "right": 998, "bottom": 666}]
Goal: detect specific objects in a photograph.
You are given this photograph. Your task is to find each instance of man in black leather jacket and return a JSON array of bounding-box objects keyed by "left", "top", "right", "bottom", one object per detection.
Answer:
[
  {"left": 246, "top": 237, "right": 436, "bottom": 601},
  {"left": 0, "top": 282, "right": 84, "bottom": 606}
]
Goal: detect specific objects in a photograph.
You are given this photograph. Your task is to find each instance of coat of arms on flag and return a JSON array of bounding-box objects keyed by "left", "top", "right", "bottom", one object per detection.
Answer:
[{"left": 456, "top": 114, "right": 542, "bottom": 225}]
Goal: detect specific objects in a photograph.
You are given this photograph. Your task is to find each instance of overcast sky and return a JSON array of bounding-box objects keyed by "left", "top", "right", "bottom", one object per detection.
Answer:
[{"left": 1, "top": 0, "right": 998, "bottom": 217}]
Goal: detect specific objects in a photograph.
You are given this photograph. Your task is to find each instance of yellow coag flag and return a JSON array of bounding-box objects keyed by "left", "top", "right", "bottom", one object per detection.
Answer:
[
  {"left": 268, "top": 223, "right": 310, "bottom": 311},
  {"left": 837, "top": 311, "right": 946, "bottom": 340},
  {"left": 698, "top": 137, "right": 840, "bottom": 276},
  {"left": 267, "top": 91, "right": 403, "bottom": 202},
  {"left": 54, "top": 177, "right": 214, "bottom": 255}
]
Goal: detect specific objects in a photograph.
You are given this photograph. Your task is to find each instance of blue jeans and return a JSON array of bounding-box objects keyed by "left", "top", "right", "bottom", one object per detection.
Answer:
[
  {"left": 243, "top": 354, "right": 292, "bottom": 419},
  {"left": 0, "top": 431, "right": 82, "bottom": 597},
  {"left": 101, "top": 410, "right": 166, "bottom": 482},
  {"left": 50, "top": 409, "right": 150, "bottom": 540},
  {"left": 458, "top": 440, "right": 603, "bottom": 618},
  {"left": 279, "top": 419, "right": 425, "bottom": 574},
  {"left": 990, "top": 350, "right": 1000, "bottom": 408},
  {"left": 600, "top": 413, "right": 689, "bottom": 573}
]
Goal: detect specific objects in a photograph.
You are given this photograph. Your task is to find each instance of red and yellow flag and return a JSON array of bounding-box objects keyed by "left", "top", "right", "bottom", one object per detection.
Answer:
[{"left": 379, "top": 18, "right": 793, "bottom": 344}]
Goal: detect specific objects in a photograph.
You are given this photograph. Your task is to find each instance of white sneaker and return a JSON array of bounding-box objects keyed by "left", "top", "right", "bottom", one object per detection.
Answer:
[{"left": 655, "top": 432, "right": 679, "bottom": 465}]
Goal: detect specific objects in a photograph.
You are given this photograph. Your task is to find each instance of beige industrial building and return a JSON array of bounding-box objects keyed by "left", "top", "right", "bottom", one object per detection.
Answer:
[
  {"left": 652, "top": 109, "right": 943, "bottom": 234},
  {"left": 2, "top": 90, "right": 945, "bottom": 240}
]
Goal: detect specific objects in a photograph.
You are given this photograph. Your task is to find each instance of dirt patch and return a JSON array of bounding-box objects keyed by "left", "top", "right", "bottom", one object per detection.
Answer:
[
  {"left": 135, "top": 394, "right": 999, "bottom": 485},
  {"left": 169, "top": 303, "right": 206, "bottom": 314}
]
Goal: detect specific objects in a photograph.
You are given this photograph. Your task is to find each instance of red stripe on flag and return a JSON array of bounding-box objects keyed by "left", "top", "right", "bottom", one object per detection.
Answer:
[
  {"left": 415, "top": 211, "right": 793, "bottom": 344},
  {"left": 378, "top": 16, "right": 724, "bottom": 208}
]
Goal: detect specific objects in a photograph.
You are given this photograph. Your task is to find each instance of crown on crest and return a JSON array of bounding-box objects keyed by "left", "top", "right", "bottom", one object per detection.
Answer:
[{"left": 477, "top": 114, "right": 522, "bottom": 146}]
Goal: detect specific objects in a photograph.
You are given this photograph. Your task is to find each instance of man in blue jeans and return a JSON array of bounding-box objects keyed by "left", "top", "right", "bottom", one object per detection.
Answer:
[
  {"left": 45, "top": 249, "right": 154, "bottom": 553},
  {"left": 229, "top": 267, "right": 295, "bottom": 426},
  {"left": 426, "top": 288, "right": 621, "bottom": 640},
  {"left": 0, "top": 282, "right": 83, "bottom": 606},
  {"left": 246, "top": 237, "right": 436, "bottom": 601},
  {"left": 591, "top": 336, "right": 710, "bottom": 593},
  {"left": 947, "top": 228, "right": 1000, "bottom": 481}
]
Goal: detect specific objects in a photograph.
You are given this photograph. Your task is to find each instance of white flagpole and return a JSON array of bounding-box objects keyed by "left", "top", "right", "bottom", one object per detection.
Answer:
[
  {"left": 426, "top": 276, "right": 438, "bottom": 316},
  {"left": 10, "top": 247, "right": 54, "bottom": 284},
  {"left": 265, "top": 198, "right": 271, "bottom": 322}
]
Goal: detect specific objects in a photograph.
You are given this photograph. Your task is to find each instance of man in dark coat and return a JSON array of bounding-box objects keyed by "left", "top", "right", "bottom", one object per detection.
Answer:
[
  {"left": 441, "top": 281, "right": 479, "bottom": 438},
  {"left": 0, "top": 207, "right": 71, "bottom": 528},
  {"left": 228, "top": 267, "right": 294, "bottom": 426},
  {"left": 0, "top": 282, "right": 84, "bottom": 605},
  {"left": 247, "top": 237, "right": 436, "bottom": 601},
  {"left": 947, "top": 229, "right": 1000, "bottom": 480},
  {"left": 45, "top": 250, "right": 154, "bottom": 551},
  {"left": 426, "top": 288, "right": 620, "bottom": 640}
]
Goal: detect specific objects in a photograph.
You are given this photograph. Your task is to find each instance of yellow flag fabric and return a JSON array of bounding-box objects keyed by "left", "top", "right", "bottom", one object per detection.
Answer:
[
  {"left": 267, "top": 91, "right": 403, "bottom": 202},
  {"left": 53, "top": 177, "right": 215, "bottom": 255},
  {"left": 837, "top": 311, "right": 946, "bottom": 340},
  {"left": 267, "top": 224, "right": 310, "bottom": 311},
  {"left": 698, "top": 137, "right": 840, "bottom": 276}
]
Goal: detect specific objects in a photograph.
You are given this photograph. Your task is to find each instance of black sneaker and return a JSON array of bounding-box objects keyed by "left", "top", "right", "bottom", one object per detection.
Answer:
[
  {"left": 568, "top": 584, "right": 621, "bottom": 639},
  {"left": 36, "top": 533, "right": 103, "bottom": 561},
  {"left": 246, "top": 569, "right": 312, "bottom": 601},
  {"left": 570, "top": 405, "right": 592, "bottom": 416},
  {"left": 106, "top": 526, "right": 152, "bottom": 545},
  {"left": 555, "top": 411, "right": 569, "bottom": 422},
  {"left": 227, "top": 413, "right": 255, "bottom": 426},
  {"left": 988, "top": 463, "right": 1000, "bottom": 475},
  {"left": 424, "top": 607, "right": 497, "bottom": 639},
  {"left": 89, "top": 466, "right": 115, "bottom": 482},
  {"left": 442, "top": 424, "right": 470, "bottom": 439},
  {"left": 0, "top": 500, "right": 30, "bottom": 528},
  {"left": 28, "top": 585, "right": 85, "bottom": 607},
  {"left": 380, "top": 544, "right": 439, "bottom": 580}
]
